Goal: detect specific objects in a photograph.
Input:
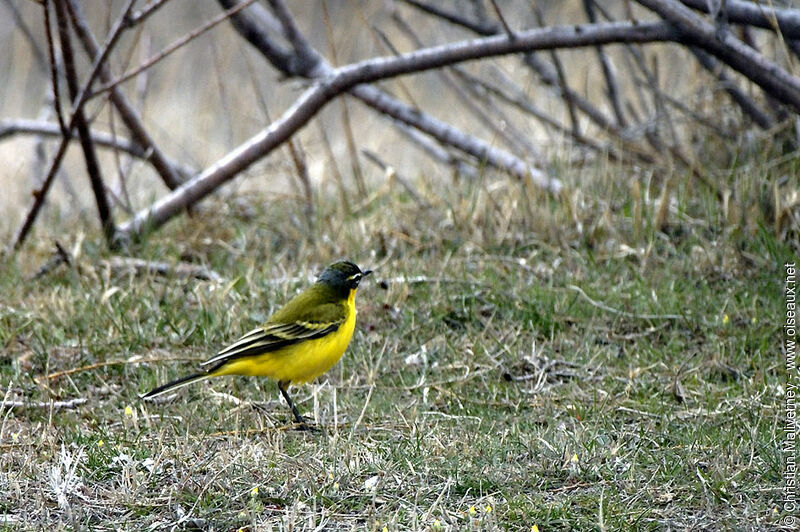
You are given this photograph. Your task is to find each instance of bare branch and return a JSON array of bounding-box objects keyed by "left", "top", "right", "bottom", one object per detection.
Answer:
[
  {"left": 0, "top": 119, "right": 196, "bottom": 176},
  {"left": 53, "top": 0, "right": 115, "bottom": 245},
  {"left": 13, "top": 0, "right": 138, "bottom": 251},
  {"left": 637, "top": 0, "right": 800, "bottom": 112},
  {"left": 488, "top": 0, "right": 515, "bottom": 38},
  {"left": 116, "top": 20, "right": 681, "bottom": 241},
  {"left": 219, "top": 0, "right": 558, "bottom": 188},
  {"left": 90, "top": 0, "right": 259, "bottom": 99},
  {"left": 402, "top": 0, "right": 620, "bottom": 136},
  {"left": 66, "top": 0, "right": 188, "bottom": 190},
  {"left": 401, "top": 0, "right": 498, "bottom": 35},
  {"left": 680, "top": 0, "right": 800, "bottom": 38},
  {"left": 583, "top": 0, "right": 627, "bottom": 127},
  {"left": 123, "top": 0, "right": 172, "bottom": 28},
  {"left": 689, "top": 47, "right": 774, "bottom": 129},
  {"left": 43, "top": 1, "right": 67, "bottom": 134},
  {"left": 391, "top": 12, "right": 543, "bottom": 162}
]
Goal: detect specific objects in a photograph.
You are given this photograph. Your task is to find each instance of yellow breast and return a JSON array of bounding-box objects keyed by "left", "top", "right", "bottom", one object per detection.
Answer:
[{"left": 216, "top": 289, "right": 358, "bottom": 384}]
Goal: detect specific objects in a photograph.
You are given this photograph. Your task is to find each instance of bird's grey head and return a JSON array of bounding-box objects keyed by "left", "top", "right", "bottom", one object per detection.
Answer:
[{"left": 318, "top": 260, "right": 372, "bottom": 292}]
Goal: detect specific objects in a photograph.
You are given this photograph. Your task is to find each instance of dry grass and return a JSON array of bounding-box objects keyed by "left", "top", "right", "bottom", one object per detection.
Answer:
[{"left": 0, "top": 151, "right": 792, "bottom": 530}]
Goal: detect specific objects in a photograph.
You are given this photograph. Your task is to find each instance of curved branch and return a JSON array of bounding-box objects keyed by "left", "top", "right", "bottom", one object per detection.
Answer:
[{"left": 116, "top": 20, "right": 680, "bottom": 243}]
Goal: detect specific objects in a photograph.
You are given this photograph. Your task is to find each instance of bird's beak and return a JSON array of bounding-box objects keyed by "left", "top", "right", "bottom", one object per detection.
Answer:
[{"left": 363, "top": 269, "right": 373, "bottom": 277}]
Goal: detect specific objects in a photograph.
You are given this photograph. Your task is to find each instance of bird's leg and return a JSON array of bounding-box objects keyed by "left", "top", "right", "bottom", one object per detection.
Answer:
[{"left": 278, "top": 381, "right": 315, "bottom": 430}]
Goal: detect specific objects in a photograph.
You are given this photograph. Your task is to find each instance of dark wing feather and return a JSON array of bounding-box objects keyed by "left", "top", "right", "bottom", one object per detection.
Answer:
[{"left": 201, "top": 317, "right": 343, "bottom": 370}]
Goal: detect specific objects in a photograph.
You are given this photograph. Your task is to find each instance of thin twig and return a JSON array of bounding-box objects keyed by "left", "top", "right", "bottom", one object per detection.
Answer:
[
  {"left": 362, "top": 149, "right": 431, "bottom": 208},
  {"left": 689, "top": 46, "right": 774, "bottom": 130},
  {"left": 636, "top": 0, "right": 800, "bottom": 112},
  {"left": 90, "top": 0, "right": 259, "bottom": 99},
  {"left": 568, "top": 284, "right": 684, "bottom": 320},
  {"left": 488, "top": 0, "right": 515, "bottom": 39},
  {"left": 583, "top": 0, "right": 627, "bottom": 127},
  {"left": 123, "top": 0, "right": 171, "bottom": 28},
  {"left": 42, "top": 1, "right": 67, "bottom": 134},
  {"left": 31, "top": 240, "right": 72, "bottom": 279},
  {"left": 390, "top": 13, "right": 541, "bottom": 161},
  {"left": 534, "top": 7, "right": 579, "bottom": 136},
  {"left": 69, "top": 0, "right": 189, "bottom": 192}
]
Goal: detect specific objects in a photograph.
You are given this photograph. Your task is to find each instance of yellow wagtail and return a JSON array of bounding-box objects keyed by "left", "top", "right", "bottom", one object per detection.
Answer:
[{"left": 141, "top": 260, "right": 372, "bottom": 428}]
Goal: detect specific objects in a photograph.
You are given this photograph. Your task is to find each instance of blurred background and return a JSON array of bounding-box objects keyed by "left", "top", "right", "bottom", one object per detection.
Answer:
[{"left": 0, "top": 0, "right": 743, "bottom": 239}]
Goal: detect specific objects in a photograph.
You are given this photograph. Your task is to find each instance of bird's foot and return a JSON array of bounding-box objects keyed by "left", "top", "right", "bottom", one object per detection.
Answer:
[{"left": 292, "top": 416, "right": 322, "bottom": 432}]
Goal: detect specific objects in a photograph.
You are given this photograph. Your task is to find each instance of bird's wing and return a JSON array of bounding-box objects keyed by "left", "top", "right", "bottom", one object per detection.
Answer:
[{"left": 201, "top": 305, "right": 344, "bottom": 368}]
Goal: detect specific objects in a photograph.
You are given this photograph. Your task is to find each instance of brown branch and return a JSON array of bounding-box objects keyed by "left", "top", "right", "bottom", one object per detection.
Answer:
[
  {"left": 13, "top": 0, "right": 138, "bottom": 251},
  {"left": 401, "top": 0, "right": 498, "bottom": 36},
  {"left": 488, "top": 0, "right": 515, "bottom": 39},
  {"left": 123, "top": 0, "right": 172, "bottom": 28},
  {"left": 534, "top": 7, "right": 579, "bottom": 136},
  {"left": 391, "top": 12, "right": 542, "bottom": 162},
  {"left": 583, "top": 0, "right": 627, "bottom": 127},
  {"left": 218, "top": 0, "right": 556, "bottom": 190},
  {"left": 53, "top": 0, "right": 116, "bottom": 245},
  {"left": 65, "top": 0, "right": 188, "bottom": 190},
  {"left": 402, "top": 0, "right": 620, "bottom": 136},
  {"left": 42, "top": 1, "right": 67, "bottom": 134}
]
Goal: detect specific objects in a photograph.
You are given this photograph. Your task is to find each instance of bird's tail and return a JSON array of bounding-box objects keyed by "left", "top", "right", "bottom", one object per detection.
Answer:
[{"left": 139, "top": 372, "right": 208, "bottom": 400}]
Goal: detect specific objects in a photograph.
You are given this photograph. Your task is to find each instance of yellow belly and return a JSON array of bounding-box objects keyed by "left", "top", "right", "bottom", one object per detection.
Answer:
[{"left": 212, "top": 293, "right": 357, "bottom": 384}]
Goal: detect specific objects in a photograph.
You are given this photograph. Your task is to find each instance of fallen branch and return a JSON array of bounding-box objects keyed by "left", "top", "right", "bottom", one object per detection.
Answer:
[
  {"left": 0, "top": 397, "right": 87, "bottom": 410},
  {"left": 568, "top": 284, "right": 685, "bottom": 321},
  {"left": 102, "top": 256, "right": 222, "bottom": 282}
]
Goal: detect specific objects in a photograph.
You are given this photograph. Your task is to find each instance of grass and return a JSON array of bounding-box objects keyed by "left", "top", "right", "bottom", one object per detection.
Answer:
[{"left": 0, "top": 159, "right": 792, "bottom": 530}]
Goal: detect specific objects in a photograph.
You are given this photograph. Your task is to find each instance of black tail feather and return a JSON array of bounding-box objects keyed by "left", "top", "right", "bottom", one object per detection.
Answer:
[{"left": 140, "top": 372, "right": 207, "bottom": 400}]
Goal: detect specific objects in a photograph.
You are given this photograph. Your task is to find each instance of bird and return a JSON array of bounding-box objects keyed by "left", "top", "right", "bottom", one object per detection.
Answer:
[{"left": 141, "top": 260, "right": 372, "bottom": 429}]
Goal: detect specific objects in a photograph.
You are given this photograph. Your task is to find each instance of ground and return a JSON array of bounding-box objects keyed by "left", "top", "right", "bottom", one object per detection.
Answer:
[{"left": 0, "top": 167, "right": 791, "bottom": 530}]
